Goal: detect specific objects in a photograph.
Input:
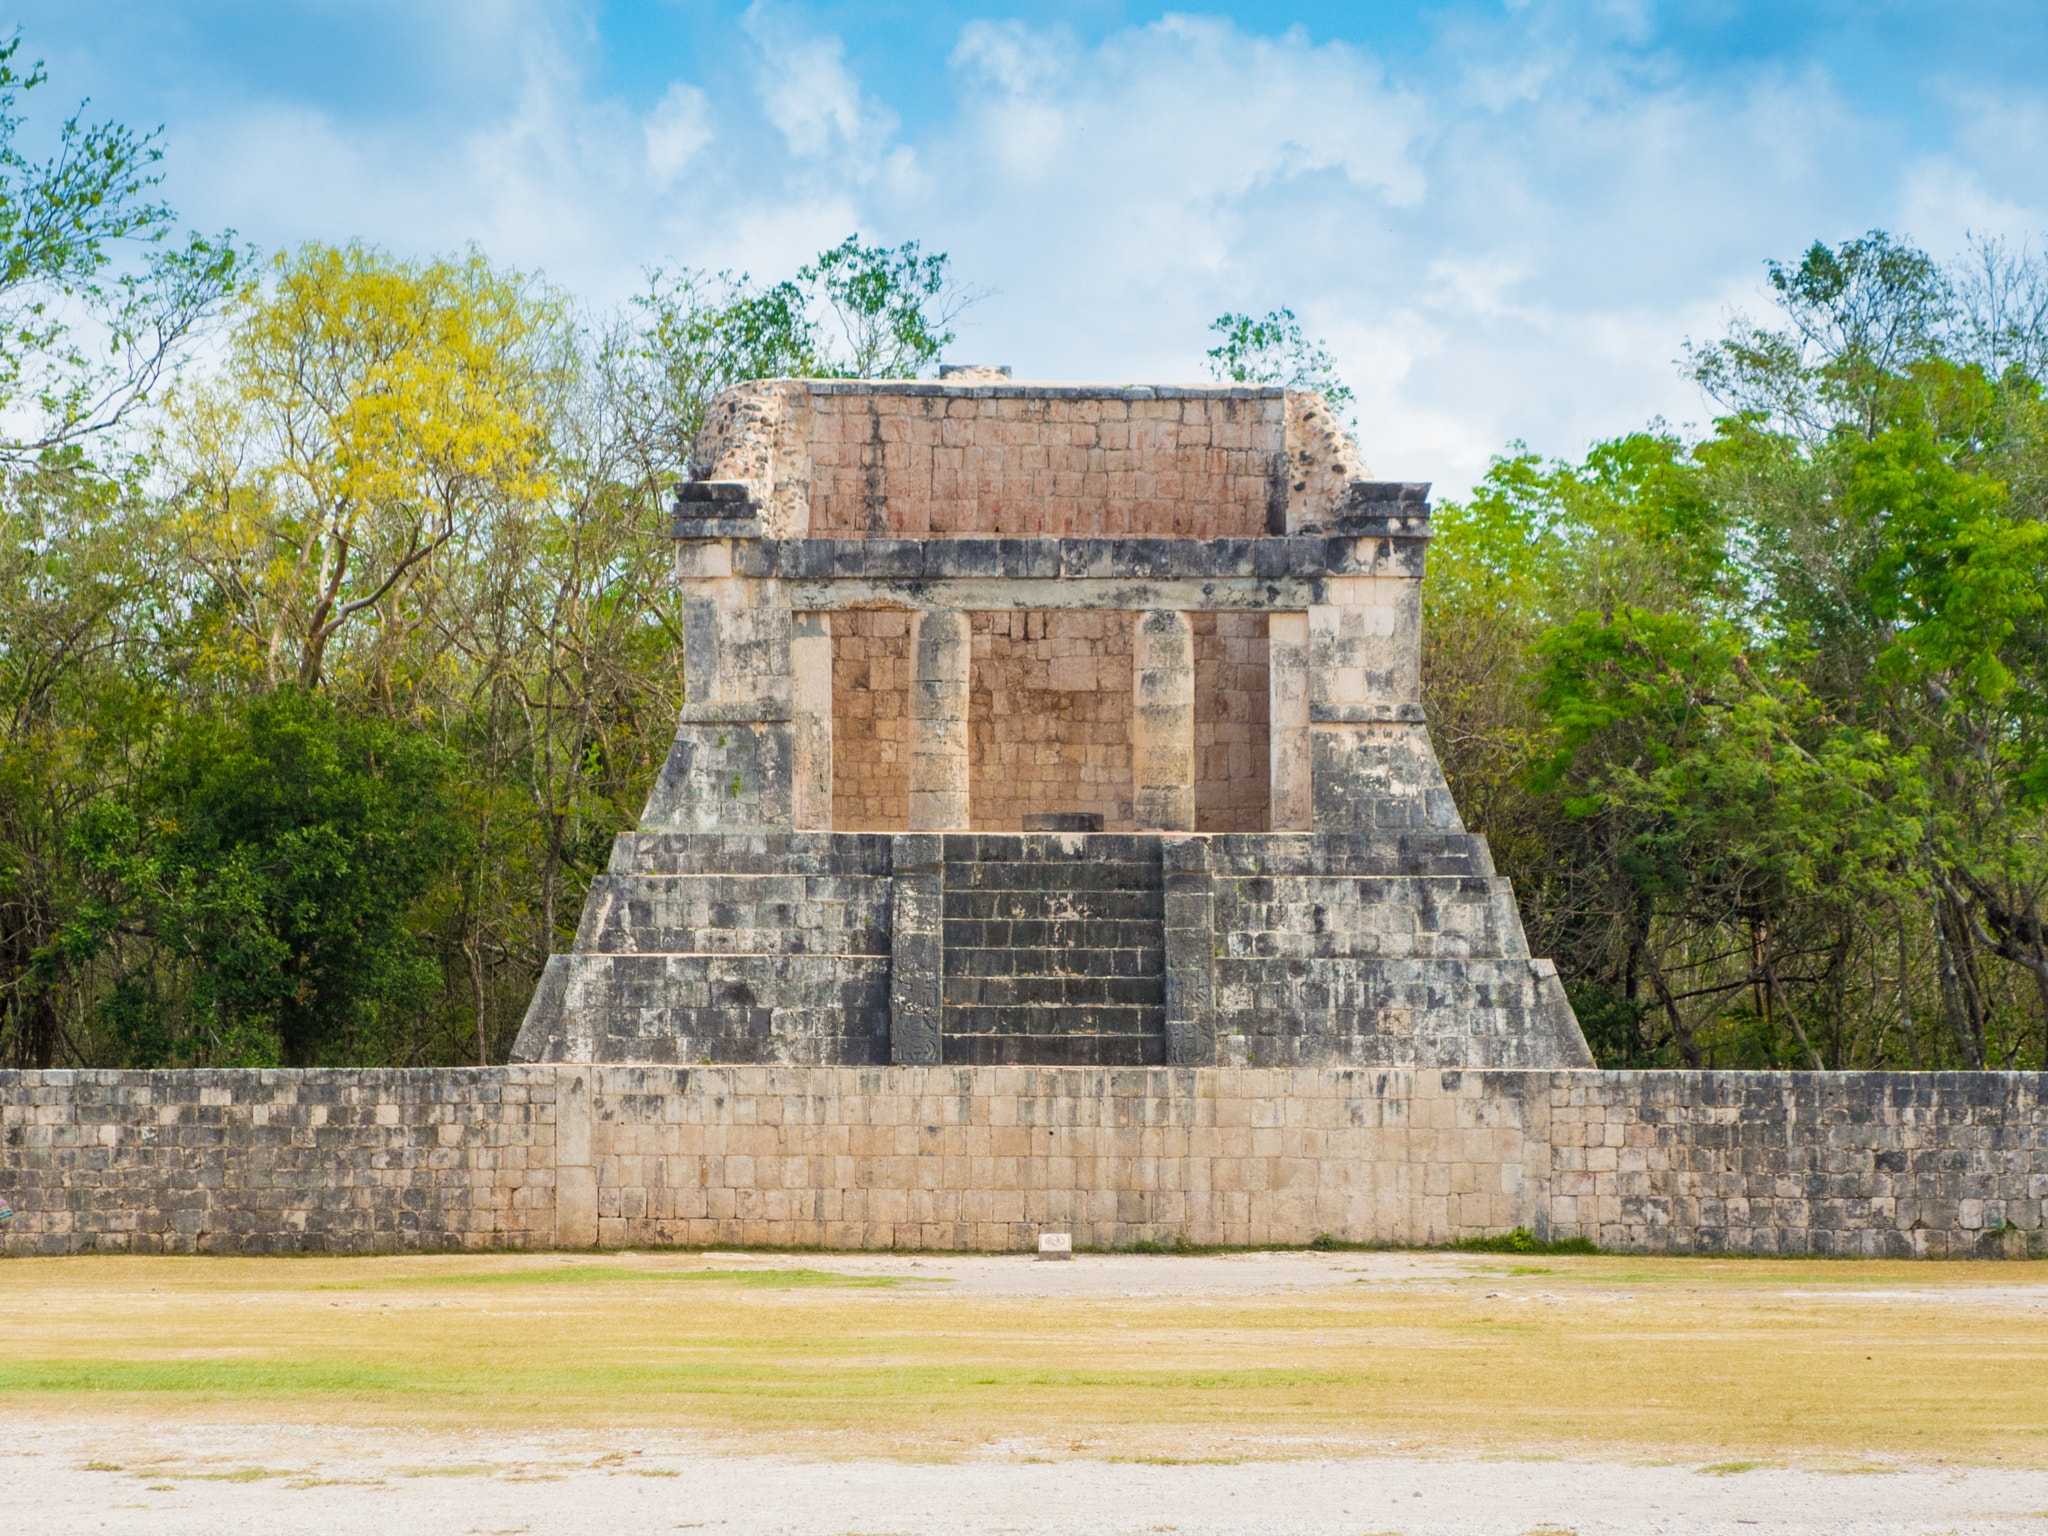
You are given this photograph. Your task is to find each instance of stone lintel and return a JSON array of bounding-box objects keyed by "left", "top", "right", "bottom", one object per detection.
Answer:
[
  {"left": 790, "top": 576, "right": 1330, "bottom": 613},
  {"left": 744, "top": 534, "right": 1430, "bottom": 582}
]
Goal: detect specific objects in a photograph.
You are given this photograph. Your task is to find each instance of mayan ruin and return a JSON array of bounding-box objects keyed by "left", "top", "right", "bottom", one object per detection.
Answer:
[{"left": 514, "top": 373, "right": 1594, "bottom": 1073}]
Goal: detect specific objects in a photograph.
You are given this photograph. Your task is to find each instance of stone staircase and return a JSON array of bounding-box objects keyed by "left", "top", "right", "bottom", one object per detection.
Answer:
[{"left": 939, "top": 834, "right": 1166, "bottom": 1066}]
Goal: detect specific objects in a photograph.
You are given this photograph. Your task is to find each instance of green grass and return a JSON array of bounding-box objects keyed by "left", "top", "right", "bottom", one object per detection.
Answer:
[
  {"left": 314, "top": 1266, "right": 933, "bottom": 1292},
  {"left": 0, "top": 1358, "right": 1351, "bottom": 1400},
  {"left": 1448, "top": 1229, "right": 1601, "bottom": 1256}
]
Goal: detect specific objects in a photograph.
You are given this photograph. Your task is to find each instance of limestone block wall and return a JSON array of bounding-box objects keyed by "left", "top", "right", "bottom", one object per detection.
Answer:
[
  {"left": 1546, "top": 1072, "right": 2048, "bottom": 1256},
  {"left": 691, "top": 383, "right": 1381, "bottom": 542},
  {"left": 831, "top": 611, "right": 911, "bottom": 830},
  {"left": 970, "top": 611, "right": 1136, "bottom": 831},
  {"left": 1192, "top": 612, "right": 1270, "bottom": 833},
  {"left": 0, "top": 1069, "right": 562, "bottom": 1254},
  {"left": 801, "top": 389, "right": 1285, "bottom": 540},
  {"left": 4, "top": 1068, "right": 2041, "bottom": 1258}
]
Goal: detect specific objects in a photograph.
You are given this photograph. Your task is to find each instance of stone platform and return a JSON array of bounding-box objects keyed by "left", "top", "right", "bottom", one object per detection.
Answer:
[{"left": 512, "top": 831, "right": 1589, "bottom": 1069}]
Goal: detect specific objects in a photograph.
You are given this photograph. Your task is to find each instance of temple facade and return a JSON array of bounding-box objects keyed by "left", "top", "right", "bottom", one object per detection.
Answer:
[{"left": 513, "top": 374, "right": 1593, "bottom": 1070}]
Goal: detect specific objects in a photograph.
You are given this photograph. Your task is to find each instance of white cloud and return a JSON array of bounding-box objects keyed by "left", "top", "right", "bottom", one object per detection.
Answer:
[
  {"left": 644, "top": 82, "right": 714, "bottom": 188},
  {"left": 739, "top": 1, "right": 895, "bottom": 165}
]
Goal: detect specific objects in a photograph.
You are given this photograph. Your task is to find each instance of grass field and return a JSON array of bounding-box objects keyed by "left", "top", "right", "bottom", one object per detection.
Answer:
[{"left": 2, "top": 1249, "right": 2044, "bottom": 1466}]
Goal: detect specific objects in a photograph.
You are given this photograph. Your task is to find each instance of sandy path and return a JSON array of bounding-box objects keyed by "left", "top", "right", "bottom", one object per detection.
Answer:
[
  {"left": 6, "top": 1420, "right": 2045, "bottom": 1535},
  {"left": 685, "top": 1248, "right": 1481, "bottom": 1295}
]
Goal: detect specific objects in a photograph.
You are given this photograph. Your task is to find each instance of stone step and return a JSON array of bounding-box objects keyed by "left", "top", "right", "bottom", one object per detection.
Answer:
[
  {"left": 943, "top": 973, "right": 1165, "bottom": 1008},
  {"left": 941, "top": 1033, "right": 1165, "bottom": 1067},
  {"left": 942, "top": 833, "right": 1164, "bottom": 864},
  {"left": 573, "top": 874, "right": 891, "bottom": 955},
  {"left": 942, "top": 936, "right": 1164, "bottom": 976},
  {"left": 1206, "top": 831, "right": 1498, "bottom": 878},
  {"left": 937, "top": 909, "right": 1163, "bottom": 946},
  {"left": 943, "top": 860, "right": 1163, "bottom": 894},
  {"left": 1215, "top": 875, "right": 1530, "bottom": 960},
  {"left": 944, "top": 1003, "right": 1163, "bottom": 1036}
]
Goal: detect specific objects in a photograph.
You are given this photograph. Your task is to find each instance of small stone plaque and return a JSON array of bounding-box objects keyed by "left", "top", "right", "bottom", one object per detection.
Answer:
[{"left": 1037, "top": 1232, "right": 1073, "bottom": 1261}]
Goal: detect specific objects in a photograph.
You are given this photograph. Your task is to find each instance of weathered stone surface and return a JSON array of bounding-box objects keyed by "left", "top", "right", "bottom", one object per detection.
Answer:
[
  {"left": 908, "top": 609, "right": 972, "bottom": 831},
  {"left": 3, "top": 1067, "right": 2040, "bottom": 1258},
  {"left": 1132, "top": 610, "right": 1196, "bottom": 832},
  {"left": 888, "top": 834, "right": 944, "bottom": 1065}
]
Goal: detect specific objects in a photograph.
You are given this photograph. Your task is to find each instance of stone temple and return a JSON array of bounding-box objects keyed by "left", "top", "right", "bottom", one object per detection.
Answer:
[{"left": 513, "top": 371, "right": 1593, "bottom": 1071}]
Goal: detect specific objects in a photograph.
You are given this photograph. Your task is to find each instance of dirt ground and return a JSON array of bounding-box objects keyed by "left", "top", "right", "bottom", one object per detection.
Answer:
[{"left": 4, "top": 1247, "right": 2046, "bottom": 1533}]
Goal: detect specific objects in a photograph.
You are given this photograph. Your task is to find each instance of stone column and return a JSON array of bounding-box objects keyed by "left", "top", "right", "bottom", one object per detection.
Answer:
[
  {"left": 1308, "top": 566, "right": 1462, "bottom": 834},
  {"left": 908, "top": 608, "right": 972, "bottom": 831},
  {"left": 641, "top": 516, "right": 795, "bottom": 831},
  {"left": 554, "top": 1066, "right": 597, "bottom": 1248},
  {"left": 1268, "top": 612, "right": 1310, "bottom": 831},
  {"left": 1132, "top": 610, "right": 1196, "bottom": 832},
  {"left": 791, "top": 612, "right": 833, "bottom": 830}
]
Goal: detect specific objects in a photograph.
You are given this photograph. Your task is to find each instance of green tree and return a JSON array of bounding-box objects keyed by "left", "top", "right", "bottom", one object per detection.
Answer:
[
  {"left": 0, "top": 35, "right": 240, "bottom": 458},
  {"left": 630, "top": 236, "right": 977, "bottom": 480},
  {"left": 0, "top": 451, "right": 167, "bottom": 1067},
  {"left": 74, "top": 690, "right": 463, "bottom": 1067},
  {"left": 1421, "top": 229, "right": 2048, "bottom": 1070},
  {"left": 1205, "top": 307, "right": 1354, "bottom": 419}
]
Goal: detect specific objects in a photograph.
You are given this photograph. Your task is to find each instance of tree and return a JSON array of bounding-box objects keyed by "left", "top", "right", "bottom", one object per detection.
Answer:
[
  {"left": 1418, "top": 229, "right": 2048, "bottom": 1071},
  {"left": 73, "top": 690, "right": 463, "bottom": 1067},
  {"left": 0, "top": 35, "right": 240, "bottom": 459},
  {"left": 630, "top": 236, "right": 978, "bottom": 480},
  {"left": 165, "top": 242, "right": 570, "bottom": 693},
  {"left": 801, "top": 235, "right": 969, "bottom": 380},
  {"left": 0, "top": 451, "right": 166, "bottom": 1067},
  {"left": 1205, "top": 308, "right": 1354, "bottom": 419}
]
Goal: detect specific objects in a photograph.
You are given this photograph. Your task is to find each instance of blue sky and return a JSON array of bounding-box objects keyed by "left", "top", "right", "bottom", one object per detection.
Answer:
[{"left": 10, "top": 1, "right": 2048, "bottom": 495}]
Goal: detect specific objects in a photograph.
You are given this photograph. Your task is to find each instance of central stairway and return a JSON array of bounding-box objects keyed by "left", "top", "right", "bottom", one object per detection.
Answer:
[{"left": 938, "top": 834, "right": 1166, "bottom": 1065}]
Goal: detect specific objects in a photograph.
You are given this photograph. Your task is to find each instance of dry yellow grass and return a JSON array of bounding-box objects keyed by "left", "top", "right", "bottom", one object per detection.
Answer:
[{"left": 2, "top": 1250, "right": 2044, "bottom": 1466}]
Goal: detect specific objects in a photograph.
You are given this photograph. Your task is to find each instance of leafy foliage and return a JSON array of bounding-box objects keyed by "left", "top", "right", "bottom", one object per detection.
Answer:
[
  {"left": 631, "top": 235, "right": 978, "bottom": 478},
  {"left": 1428, "top": 230, "right": 2048, "bottom": 1071},
  {"left": 72, "top": 691, "right": 462, "bottom": 1066},
  {"left": 0, "top": 35, "right": 240, "bottom": 457},
  {"left": 1205, "top": 308, "right": 1354, "bottom": 419}
]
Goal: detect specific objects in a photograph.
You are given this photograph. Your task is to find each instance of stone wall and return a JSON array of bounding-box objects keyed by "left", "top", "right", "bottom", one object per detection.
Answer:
[
  {"left": 802, "top": 388, "right": 1285, "bottom": 540},
  {"left": 970, "top": 611, "right": 1136, "bottom": 831},
  {"left": 831, "top": 611, "right": 911, "bottom": 830},
  {"left": 4, "top": 1067, "right": 2040, "bottom": 1258}
]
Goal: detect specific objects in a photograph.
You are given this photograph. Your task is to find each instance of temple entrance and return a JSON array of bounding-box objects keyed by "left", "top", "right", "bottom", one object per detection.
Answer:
[{"left": 826, "top": 609, "right": 1269, "bottom": 833}]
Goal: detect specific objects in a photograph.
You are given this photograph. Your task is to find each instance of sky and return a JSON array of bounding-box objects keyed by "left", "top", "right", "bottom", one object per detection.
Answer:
[{"left": 9, "top": 0, "right": 2048, "bottom": 497}]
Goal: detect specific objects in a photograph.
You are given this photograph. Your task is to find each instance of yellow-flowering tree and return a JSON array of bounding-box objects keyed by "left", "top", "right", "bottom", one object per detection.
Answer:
[{"left": 168, "top": 242, "right": 569, "bottom": 694}]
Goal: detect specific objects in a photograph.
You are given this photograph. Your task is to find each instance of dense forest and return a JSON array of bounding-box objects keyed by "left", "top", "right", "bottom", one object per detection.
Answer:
[{"left": 2, "top": 45, "right": 2045, "bottom": 1072}]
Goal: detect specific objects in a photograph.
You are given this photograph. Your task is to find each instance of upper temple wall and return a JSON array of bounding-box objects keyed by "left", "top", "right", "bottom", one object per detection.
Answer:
[{"left": 691, "top": 379, "right": 1375, "bottom": 540}]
